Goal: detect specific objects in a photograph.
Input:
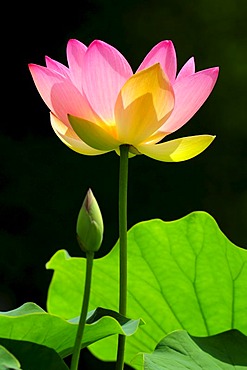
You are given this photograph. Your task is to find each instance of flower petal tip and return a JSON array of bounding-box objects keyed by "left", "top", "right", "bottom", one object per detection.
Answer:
[
  {"left": 210, "top": 67, "right": 220, "bottom": 78},
  {"left": 89, "top": 39, "right": 108, "bottom": 48}
]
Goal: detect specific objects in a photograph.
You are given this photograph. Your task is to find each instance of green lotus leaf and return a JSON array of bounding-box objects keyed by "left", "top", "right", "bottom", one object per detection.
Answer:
[
  {"left": 0, "top": 339, "right": 69, "bottom": 370},
  {"left": 46, "top": 211, "right": 247, "bottom": 368},
  {"left": 0, "top": 302, "right": 142, "bottom": 358},
  {"left": 140, "top": 329, "right": 247, "bottom": 369},
  {"left": 0, "top": 344, "right": 21, "bottom": 370}
]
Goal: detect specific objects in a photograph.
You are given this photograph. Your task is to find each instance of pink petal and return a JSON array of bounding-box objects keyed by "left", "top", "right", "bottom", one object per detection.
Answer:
[
  {"left": 28, "top": 64, "right": 99, "bottom": 125},
  {"left": 159, "top": 67, "right": 219, "bottom": 134},
  {"left": 176, "top": 57, "right": 195, "bottom": 80},
  {"left": 66, "top": 39, "right": 87, "bottom": 92},
  {"left": 82, "top": 40, "right": 133, "bottom": 123},
  {"left": 45, "top": 56, "right": 69, "bottom": 77},
  {"left": 29, "top": 64, "right": 65, "bottom": 115},
  {"left": 137, "top": 40, "right": 177, "bottom": 83}
]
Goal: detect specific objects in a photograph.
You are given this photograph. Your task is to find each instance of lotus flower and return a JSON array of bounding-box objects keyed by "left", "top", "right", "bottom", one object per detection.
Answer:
[{"left": 28, "top": 39, "right": 219, "bottom": 162}]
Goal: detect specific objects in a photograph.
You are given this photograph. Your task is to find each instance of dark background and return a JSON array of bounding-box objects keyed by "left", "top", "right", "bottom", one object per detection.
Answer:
[{"left": 1, "top": 0, "right": 247, "bottom": 368}]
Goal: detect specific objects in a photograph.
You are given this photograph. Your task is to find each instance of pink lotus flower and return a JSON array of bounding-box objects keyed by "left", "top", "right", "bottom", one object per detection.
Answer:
[{"left": 28, "top": 39, "right": 219, "bottom": 161}]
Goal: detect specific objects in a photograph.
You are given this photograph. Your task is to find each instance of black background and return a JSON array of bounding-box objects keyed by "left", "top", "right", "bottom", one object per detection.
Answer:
[{"left": 1, "top": 0, "right": 247, "bottom": 368}]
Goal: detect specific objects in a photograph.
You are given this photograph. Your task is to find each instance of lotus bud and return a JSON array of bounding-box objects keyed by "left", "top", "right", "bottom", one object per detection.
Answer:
[{"left": 76, "top": 189, "right": 104, "bottom": 253}]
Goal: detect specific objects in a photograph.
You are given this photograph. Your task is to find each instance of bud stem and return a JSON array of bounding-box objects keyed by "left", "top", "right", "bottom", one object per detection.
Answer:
[
  {"left": 116, "top": 144, "right": 129, "bottom": 370},
  {"left": 70, "top": 251, "right": 94, "bottom": 370}
]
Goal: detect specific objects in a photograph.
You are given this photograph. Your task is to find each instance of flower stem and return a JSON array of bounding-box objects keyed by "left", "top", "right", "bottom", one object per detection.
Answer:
[
  {"left": 116, "top": 144, "right": 129, "bottom": 370},
  {"left": 70, "top": 251, "right": 94, "bottom": 370}
]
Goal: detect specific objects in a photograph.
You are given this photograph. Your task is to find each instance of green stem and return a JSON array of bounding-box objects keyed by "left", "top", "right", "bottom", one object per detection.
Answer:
[
  {"left": 116, "top": 144, "right": 129, "bottom": 370},
  {"left": 70, "top": 251, "right": 94, "bottom": 370}
]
